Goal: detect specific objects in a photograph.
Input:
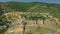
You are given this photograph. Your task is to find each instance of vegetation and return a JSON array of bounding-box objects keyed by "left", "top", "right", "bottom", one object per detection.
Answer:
[
  {"left": 0, "top": 2, "right": 60, "bottom": 18},
  {"left": 0, "top": 1, "right": 60, "bottom": 34}
]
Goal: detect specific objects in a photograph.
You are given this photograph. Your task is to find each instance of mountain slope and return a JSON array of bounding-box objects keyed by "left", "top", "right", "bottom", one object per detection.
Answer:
[
  {"left": 0, "top": 2, "right": 60, "bottom": 34},
  {"left": 0, "top": 2, "right": 60, "bottom": 18}
]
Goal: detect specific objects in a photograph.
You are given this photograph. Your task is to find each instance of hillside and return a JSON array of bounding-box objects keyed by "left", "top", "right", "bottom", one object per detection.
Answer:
[
  {"left": 0, "top": 2, "right": 60, "bottom": 18},
  {"left": 0, "top": 2, "right": 60, "bottom": 34}
]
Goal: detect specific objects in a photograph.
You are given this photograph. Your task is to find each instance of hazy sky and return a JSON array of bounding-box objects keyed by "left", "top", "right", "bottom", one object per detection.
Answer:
[{"left": 0, "top": 0, "right": 60, "bottom": 4}]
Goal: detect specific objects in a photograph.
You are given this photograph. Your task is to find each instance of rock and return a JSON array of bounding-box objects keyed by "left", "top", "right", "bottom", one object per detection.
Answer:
[{"left": 0, "top": 25, "right": 7, "bottom": 29}]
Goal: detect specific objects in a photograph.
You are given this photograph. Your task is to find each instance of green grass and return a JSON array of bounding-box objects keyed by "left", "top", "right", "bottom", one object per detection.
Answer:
[
  {"left": 0, "top": 2, "right": 60, "bottom": 18},
  {"left": 0, "top": 2, "right": 60, "bottom": 34},
  {"left": 26, "top": 25, "right": 57, "bottom": 34}
]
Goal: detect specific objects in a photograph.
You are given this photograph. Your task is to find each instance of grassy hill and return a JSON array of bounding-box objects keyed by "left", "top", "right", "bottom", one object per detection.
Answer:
[
  {"left": 0, "top": 2, "right": 60, "bottom": 34},
  {"left": 0, "top": 2, "right": 60, "bottom": 18}
]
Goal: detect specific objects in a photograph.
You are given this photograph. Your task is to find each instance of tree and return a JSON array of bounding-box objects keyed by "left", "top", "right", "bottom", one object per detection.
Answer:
[
  {"left": 40, "top": 16, "right": 46, "bottom": 24},
  {"left": 0, "top": 8, "right": 4, "bottom": 16},
  {"left": 0, "top": 14, "right": 11, "bottom": 34},
  {"left": 22, "top": 17, "right": 27, "bottom": 34}
]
